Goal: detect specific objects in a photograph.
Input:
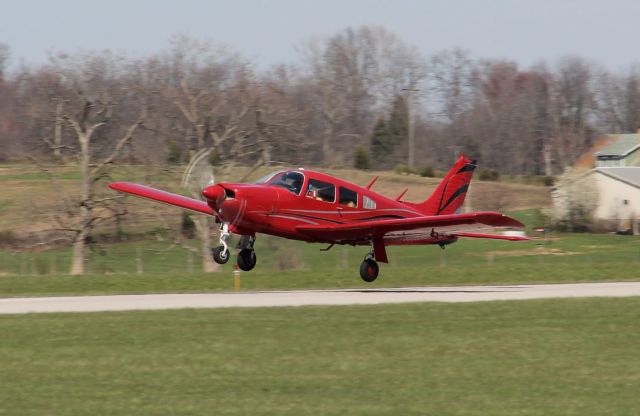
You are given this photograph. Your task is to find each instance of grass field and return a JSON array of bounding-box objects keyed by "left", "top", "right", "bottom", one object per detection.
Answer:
[
  {"left": 1, "top": 230, "right": 639, "bottom": 297},
  {"left": 1, "top": 298, "right": 639, "bottom": 415}
]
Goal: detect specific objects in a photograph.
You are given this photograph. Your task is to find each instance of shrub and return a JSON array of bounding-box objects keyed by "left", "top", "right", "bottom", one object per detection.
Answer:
[
  {"left": 478, "top": 169, "right": 500, "bottom": 181},
  {"left": 419, "top": 165, "right": 435, "bottom": 177},
  {"left": 0, "top": 230, "right": 18, "bottom": 249},
  {"left": 353, "top": 146, "right": 370, "bottom": 170},
  {"left": 181, "top": 212, "right": 196, "bottom": 239},
  {"left": 208, "top": 149, "right": 220, "bottom": 167},
  {"left": 166, "top": 141, "right": 182, "bottom": 164},
  {"left": 542, "top": 176, "right": 556, "bottom": 187},
  {"left": 394, "top": 164, "right": 417, "bottom": 175}
]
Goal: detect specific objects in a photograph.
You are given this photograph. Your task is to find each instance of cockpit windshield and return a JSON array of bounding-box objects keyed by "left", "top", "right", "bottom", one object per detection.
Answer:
[
  {"left": 262, "top": 171, "right": 305, "bottom": 195},
  {"left": 255, "top": 171, "right": 283, "bottom": 184}
]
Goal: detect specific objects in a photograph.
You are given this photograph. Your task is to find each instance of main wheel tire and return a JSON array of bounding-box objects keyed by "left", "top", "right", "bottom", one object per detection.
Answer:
[
  {"left": 359, "top": 258, "right": 379, "bottom": 282},
  {"left": 212, "top": 246, "right": 230, "bottom": 264},
  {"left": 237, "top": 248, "right": 257, "bottom": 271}
]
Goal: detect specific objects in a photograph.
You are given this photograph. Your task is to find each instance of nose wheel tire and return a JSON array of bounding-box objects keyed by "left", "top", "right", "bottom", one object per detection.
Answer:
[
  {"left": 359, "top": 258, "right": 379, "bottom": 282},
  {"left": 237, "top": 248, "right": 257, "bottom": 271},
  {"left": 212, "top": 246, "right": 230, "bottom": 264}
]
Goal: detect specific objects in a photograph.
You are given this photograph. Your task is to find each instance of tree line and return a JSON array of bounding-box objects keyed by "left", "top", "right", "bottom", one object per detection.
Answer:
[
  {"left": 1, "top": 26, "right": 639, "bottom": 176},
  {"left": 2, "top": 26, "right": 640, "bottom": 274}
]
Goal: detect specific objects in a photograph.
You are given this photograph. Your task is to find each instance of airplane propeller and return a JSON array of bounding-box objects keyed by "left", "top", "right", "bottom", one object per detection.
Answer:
[{"left": 181, "top": 147, "right": 216, "bottom": 199}]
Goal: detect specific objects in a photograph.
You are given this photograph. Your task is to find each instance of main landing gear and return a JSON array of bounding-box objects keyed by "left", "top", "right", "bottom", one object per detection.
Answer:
[
  {"left": 211, "top": 224, "right": 257, "bottom": 271},
  {"left": 236, "top": 235, "right": 257, "bottom": 271},
  {"left": 359, "top": 247, "right": 380, "bottom": 283}
]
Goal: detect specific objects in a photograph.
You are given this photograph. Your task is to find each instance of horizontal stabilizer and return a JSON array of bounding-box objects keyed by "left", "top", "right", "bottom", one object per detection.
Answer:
[{"left": 455, "top": 232, "right": 531, "bottom": 241}]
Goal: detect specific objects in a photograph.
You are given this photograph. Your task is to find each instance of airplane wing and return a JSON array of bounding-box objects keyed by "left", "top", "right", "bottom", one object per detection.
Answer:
[
  {"left": 109, "top": 182, "right": 214, "bottom": 216},
  {"left": 295, "top": 212, "right": 529, "bottom": 243}
]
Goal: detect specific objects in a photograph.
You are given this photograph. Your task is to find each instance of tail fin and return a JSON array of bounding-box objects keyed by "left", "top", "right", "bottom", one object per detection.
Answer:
[{"left": 407, "top": 155, "right": 476, "bottom": 215}]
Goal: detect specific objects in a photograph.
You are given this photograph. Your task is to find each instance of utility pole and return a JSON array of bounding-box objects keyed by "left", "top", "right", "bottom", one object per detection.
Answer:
[{"left": 402, "top": 88, "right": 419, "bottom": 169}]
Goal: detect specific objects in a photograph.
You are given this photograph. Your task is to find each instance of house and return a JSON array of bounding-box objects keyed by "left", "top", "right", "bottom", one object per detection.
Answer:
[
  {"left": 553, "top": 130, "right": 640, "bottom": 232},
  {"left": 594, "top": 132, "right": 640, "bottom": 167},
  {"left": 592, "top": 168, "right": 640, "bottom": 227},
  {"left": 571, "top": 131, "right": 640, "bottom": 169}
]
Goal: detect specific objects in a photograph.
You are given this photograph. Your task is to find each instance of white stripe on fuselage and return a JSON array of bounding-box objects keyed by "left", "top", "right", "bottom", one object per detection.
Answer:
[
  {"left": 281, "top": 208, "right": 420, "bottom": 216},
  {"left": 262, "top": 213, "right": 319, "bottom": 225}
]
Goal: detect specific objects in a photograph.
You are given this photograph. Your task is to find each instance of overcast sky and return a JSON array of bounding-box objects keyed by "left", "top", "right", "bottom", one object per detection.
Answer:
[{"left": 1, "top": 0, "right": 639, "bottom": 71}]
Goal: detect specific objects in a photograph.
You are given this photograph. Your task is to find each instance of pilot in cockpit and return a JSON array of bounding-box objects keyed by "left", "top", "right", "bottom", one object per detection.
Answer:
[{"left": 306, "top": 184, "right": 323, "bottom": 201}]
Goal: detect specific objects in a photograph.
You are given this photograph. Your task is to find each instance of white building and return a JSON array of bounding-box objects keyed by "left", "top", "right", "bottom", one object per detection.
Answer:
[
  {"left": 592, "top": 168, "right": 640, "bottom": 222},
  {"left": 553, "top": 132, "right": 640, "bottom": 232}
]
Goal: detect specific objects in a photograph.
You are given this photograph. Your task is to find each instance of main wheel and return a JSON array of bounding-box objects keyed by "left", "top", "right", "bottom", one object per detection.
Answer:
[
  {"left": 212, "top": 246, "right": 230, "bottom": 264},
  {"left": 237, "top": 248, "right": 257, "bottom": 271},
  {"left": 359, "top": 258, "right": 379, "bottom": 282}
]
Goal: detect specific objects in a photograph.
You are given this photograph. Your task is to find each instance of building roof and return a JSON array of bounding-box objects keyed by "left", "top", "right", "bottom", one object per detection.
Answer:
[
  {"left": 574, "top": 135, "right": 618, "bottom": 168},
  {"left": 595, "top": 167, "right": 640, "bottom": 189},
  {"left": 594, "top": 134, "right": 640, "bottom": 157}
]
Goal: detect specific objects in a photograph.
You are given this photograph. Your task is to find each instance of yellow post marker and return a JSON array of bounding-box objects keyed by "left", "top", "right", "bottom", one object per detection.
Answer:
[{"left": 233, "top": 265, "right": 241, "bottom": 290}]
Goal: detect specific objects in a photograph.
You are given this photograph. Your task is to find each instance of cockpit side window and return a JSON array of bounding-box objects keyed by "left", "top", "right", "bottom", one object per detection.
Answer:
[
  {"left": 339, "top": 187, "right": 358, "bottom": 207},
  {"left": 269, "top": 171, "right": 304, "bottom": 195},
  {"left": 306, "top": 179, "right": 336, "bottom": 203}
]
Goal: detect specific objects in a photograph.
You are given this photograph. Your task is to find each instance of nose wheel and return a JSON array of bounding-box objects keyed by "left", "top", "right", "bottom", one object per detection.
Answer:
[
  {"left": 212, "top": 246, "right": 230, "bottom": 264},
  {"left": 212, "top": 223, "right": 231, "bottom": 265}
]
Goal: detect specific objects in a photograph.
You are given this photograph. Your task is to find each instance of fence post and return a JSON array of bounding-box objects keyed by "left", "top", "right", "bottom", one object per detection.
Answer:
[
  {"left": 233, "top": 265, "right": 241, "bottom": 290},
  {"left": 187, "top": 250, "right": 194, "bottom": 273},
  {"left": 136, "top": 247, "right": 144, "bottom": 274}
]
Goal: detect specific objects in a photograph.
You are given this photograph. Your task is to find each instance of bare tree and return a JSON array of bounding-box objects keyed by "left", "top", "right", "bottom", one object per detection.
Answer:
[
  {"left": 153, "top": 36, "right": 264, "bottom": 272},
  {"left": 47, "top": 52, "right": 147, "bottom": 274},
  {"left": 301, "top": 25, "right": 426, "bottom": 165}
]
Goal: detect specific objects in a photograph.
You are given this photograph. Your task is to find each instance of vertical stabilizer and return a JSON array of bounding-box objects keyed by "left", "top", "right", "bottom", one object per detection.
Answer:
[{"left": 406, "top": 155, "right": 476, "bottom": 215}]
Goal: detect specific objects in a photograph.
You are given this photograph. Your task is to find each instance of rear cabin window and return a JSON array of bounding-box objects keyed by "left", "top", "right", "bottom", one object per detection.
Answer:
[
  {"left": 306, "top": 179, "right": 335, "bottom": 203},
  {"left": 363, "top": 195, "right": 376, "bottom": 209},
  {"left": 339, "top": 187, "right": 358, "bottom": 207}
]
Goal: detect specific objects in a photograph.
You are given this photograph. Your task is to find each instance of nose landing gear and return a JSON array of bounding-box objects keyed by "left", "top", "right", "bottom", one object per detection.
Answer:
[{"left": 212, "top": 223, "right": 231, "bottom": 265}]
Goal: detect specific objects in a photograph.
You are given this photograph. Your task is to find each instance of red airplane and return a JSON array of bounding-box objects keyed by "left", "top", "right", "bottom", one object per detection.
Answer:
[{"left": 109, "top": 155, "right": 529, "bottom": 282}]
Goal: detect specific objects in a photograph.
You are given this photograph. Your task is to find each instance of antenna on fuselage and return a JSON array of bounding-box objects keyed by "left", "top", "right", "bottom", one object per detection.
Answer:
[
  {"left": 366, "top": 176, "right": 379, "bottom": 190},
  {"left": 395, "top": 188, "right": 408, "bottom": 201}
]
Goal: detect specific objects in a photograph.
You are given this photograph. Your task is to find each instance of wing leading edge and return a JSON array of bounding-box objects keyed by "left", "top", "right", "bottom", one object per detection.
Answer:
[
  {"left": 109, "top": 182, "right": 214, "bottom": 216},
  {"left": 295, "top": 212, "right": 529, "bottom": 242}
]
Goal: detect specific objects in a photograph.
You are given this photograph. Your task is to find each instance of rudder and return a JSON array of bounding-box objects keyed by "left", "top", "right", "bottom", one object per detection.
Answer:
[{"left": 407, "top": 155, "right": 476, "bottom": 215}]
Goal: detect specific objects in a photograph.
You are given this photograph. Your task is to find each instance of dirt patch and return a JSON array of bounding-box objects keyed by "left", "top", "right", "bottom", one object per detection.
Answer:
[
  {"left": 484, "top": 248, "right": 580, "bottom": 257},
  {"left": 580, "top": 245, "right": 615, "bottom": 249}
]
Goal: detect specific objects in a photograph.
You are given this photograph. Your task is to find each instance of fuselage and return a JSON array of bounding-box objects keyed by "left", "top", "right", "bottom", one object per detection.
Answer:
[{"left": 203, "top": 169, "right": 457, "bottom": 246}]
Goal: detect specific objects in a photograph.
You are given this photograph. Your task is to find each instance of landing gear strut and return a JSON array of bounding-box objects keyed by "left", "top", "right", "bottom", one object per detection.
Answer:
[
  {"left": 212, "top": 223, "right": 231, "bottom": 264},
  {"left": 236, "top": 235, "right": 257, "bottom": 271},
  {"left": 359, "top": 247, "right": 379, "bottom": 283}
]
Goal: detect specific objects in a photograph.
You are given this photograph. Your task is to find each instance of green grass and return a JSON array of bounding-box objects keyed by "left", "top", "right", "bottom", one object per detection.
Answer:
[
  {"left": 1, "top": 232, "right": 640, "bottom": 297},
  {"left": 1, "top": 298, "right": 639, "bottom": 415}
]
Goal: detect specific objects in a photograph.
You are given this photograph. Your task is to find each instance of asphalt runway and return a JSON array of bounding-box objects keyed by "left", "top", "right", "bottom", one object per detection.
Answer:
[{"left": 1, "top": 282, "right": 640, "bottom": 314}]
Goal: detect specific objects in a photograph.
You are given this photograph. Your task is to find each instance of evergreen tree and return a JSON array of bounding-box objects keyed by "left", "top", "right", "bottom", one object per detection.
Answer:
[
  {"left": 370, "top": 118, "right": 391, "bottom": 166},
  {"left": 370, "top": 96, "right": 410, "bottom": 169},
  {"left": 387, "top": 95, "right": 409, "bottom": 166},
  {"left": 353, "top": 146, "right": 370, "bottom": 170}
]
